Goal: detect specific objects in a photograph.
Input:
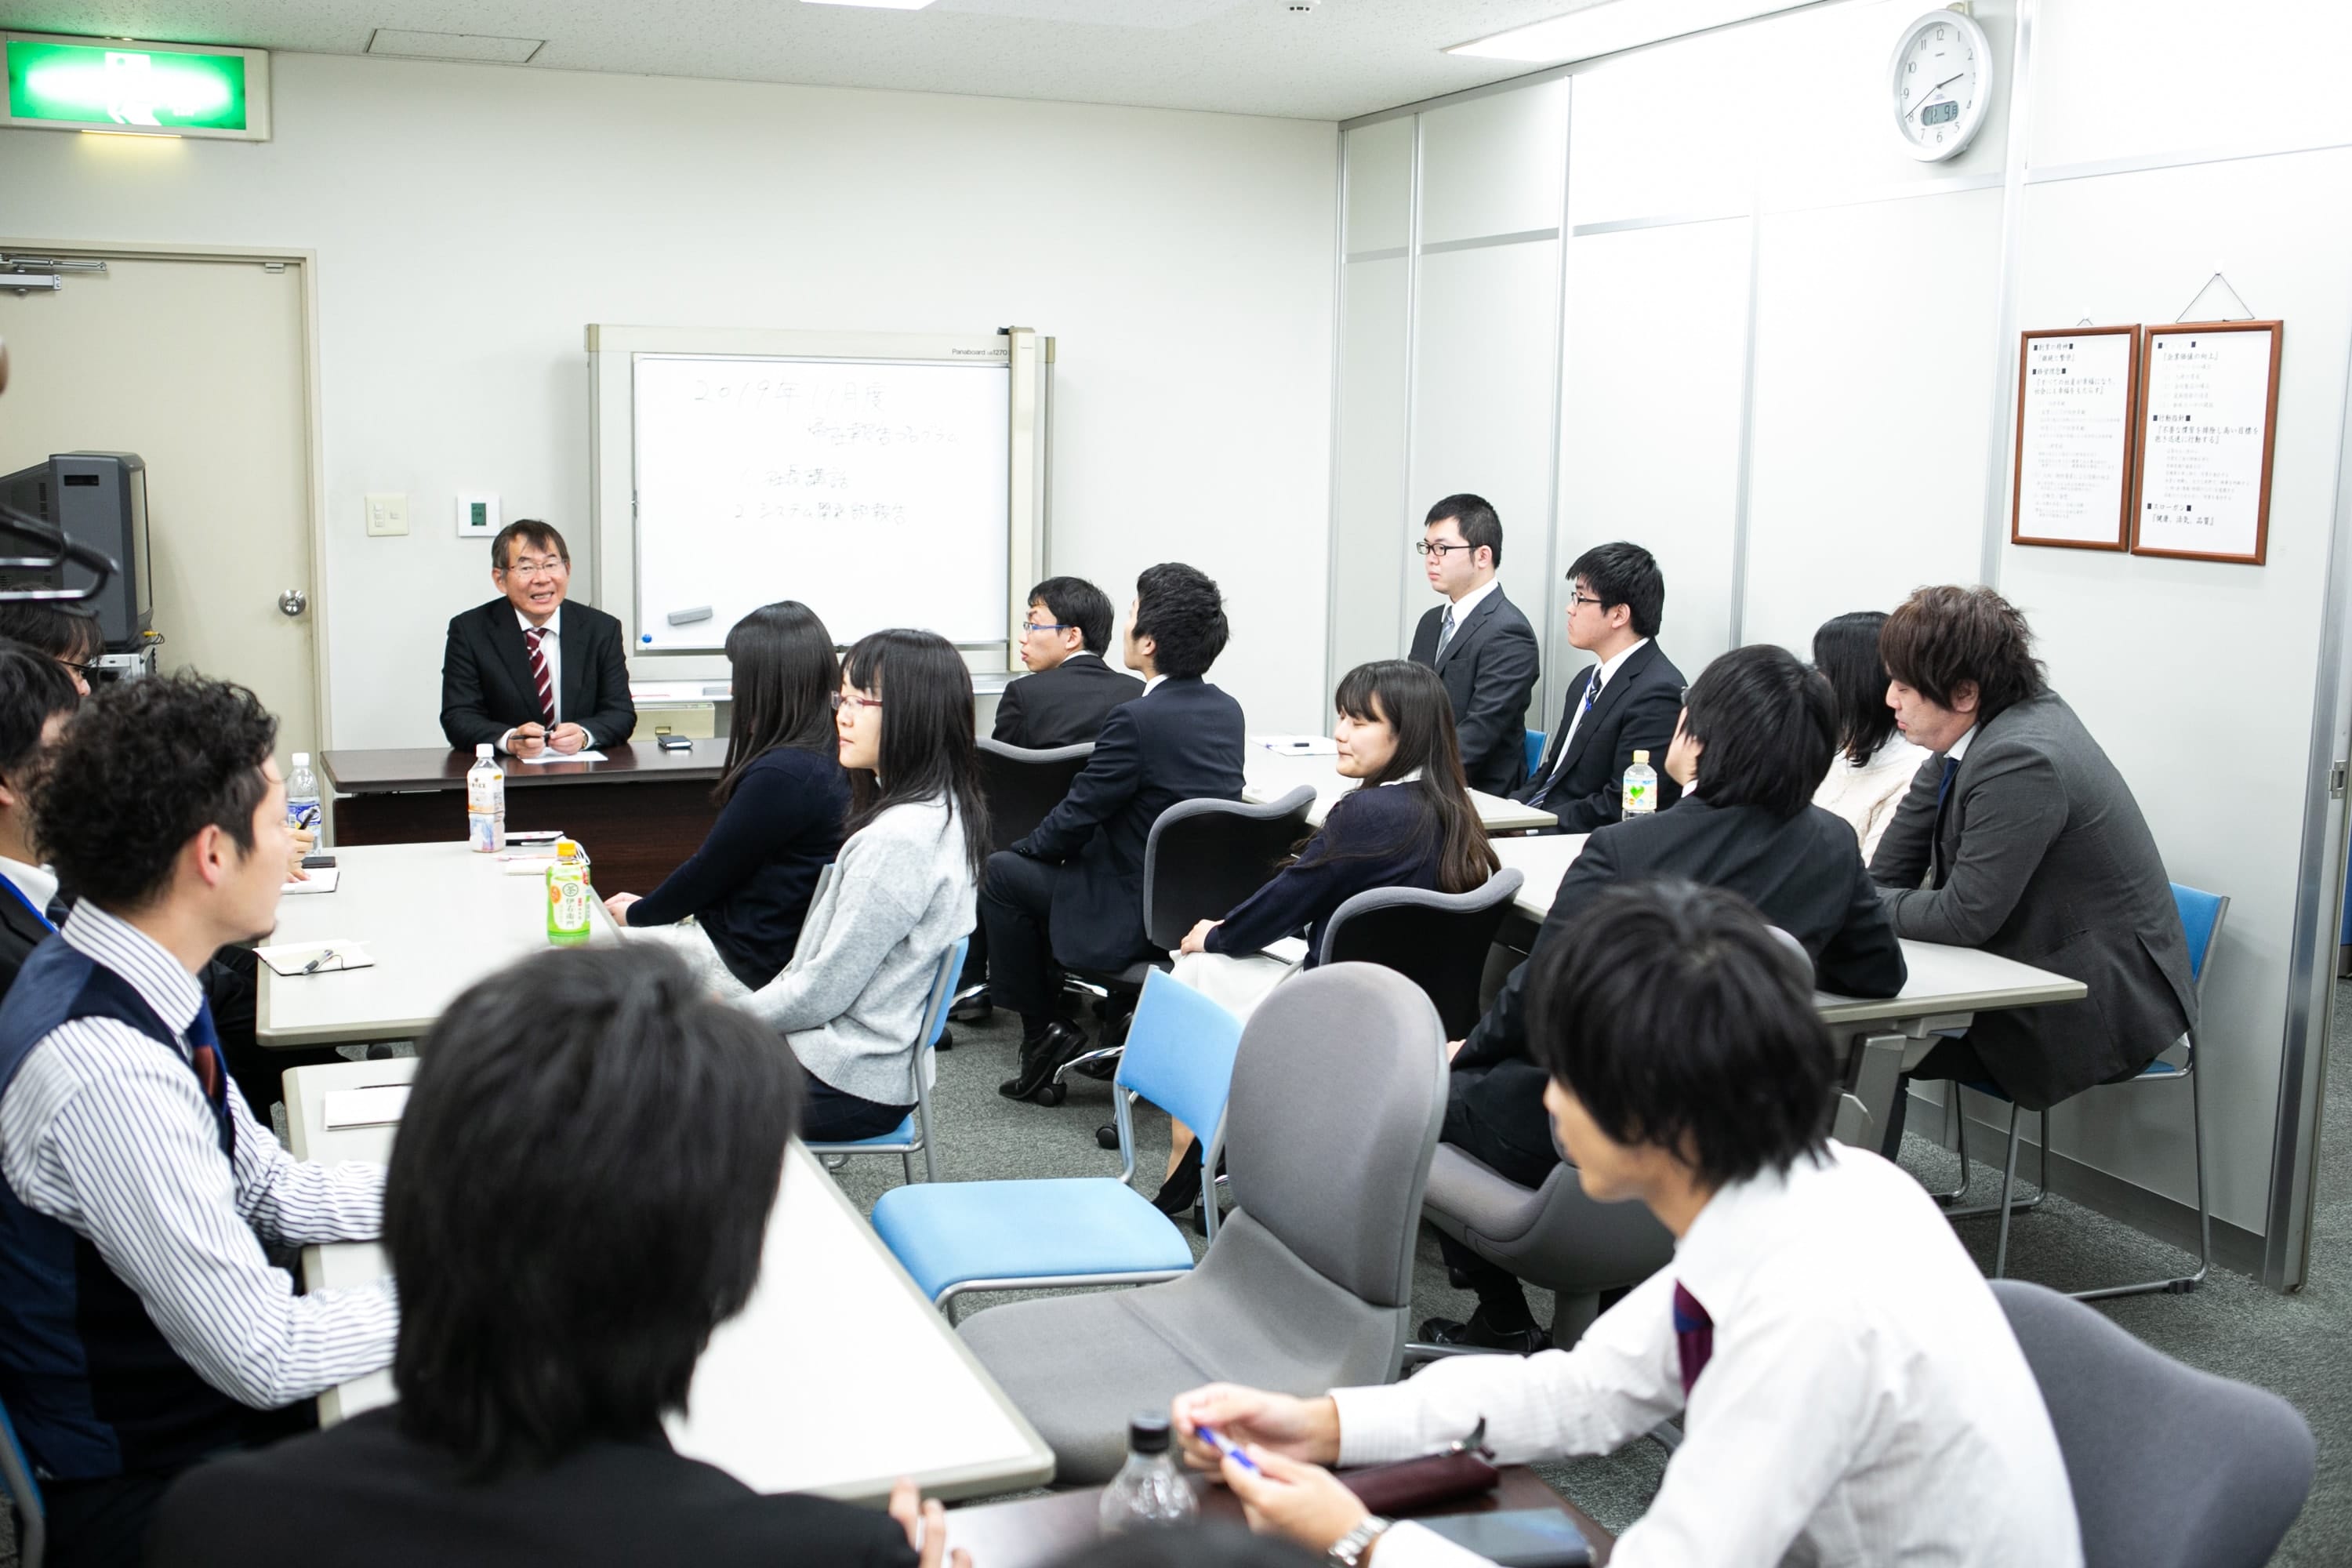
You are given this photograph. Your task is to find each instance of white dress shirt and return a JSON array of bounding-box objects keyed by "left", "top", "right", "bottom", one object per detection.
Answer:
[
  {"left": 1142, "top": 673, "right": 1168, "bottom": 697},
  {"left": 1945, "top": 723, "right": 1976, "bottom": 763},
  {"left": 498, "top": 605, "right": 567, "bottom": 754},
  {"left": 0, "top": 903, "right": 398, "bottom": 1409},
  {"left": 0, "top": 854, "right": 59, "bottom": 917},
  {"left": 1331, "top": 1144, "right": 2080, "bottom": 1568},
  {"left": 1546, "top": 637, "right": 1651, "bottom": 773}
]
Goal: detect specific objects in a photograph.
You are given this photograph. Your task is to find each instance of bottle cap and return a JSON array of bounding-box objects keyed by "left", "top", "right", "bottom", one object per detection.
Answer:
[
  {"left": 1632, "top": 750, "right": 1650, "bottom": 764},
  {"left": 556, "top": 838, "right": 581, "bottom": 860},
  {"left": 1127, "top": 1413, "right": 1171, "bottom": 1454},
  {"left": 292, "top": 753, "right": 310, "bottom": 767},
  {"left": 477, "top": 743, "right": 494, "bottom": 758}
]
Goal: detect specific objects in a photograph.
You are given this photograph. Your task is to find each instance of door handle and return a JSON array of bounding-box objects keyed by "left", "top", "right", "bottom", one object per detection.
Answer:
[{"left": 278, "top": 588, "right": 307, "bottom": 617}]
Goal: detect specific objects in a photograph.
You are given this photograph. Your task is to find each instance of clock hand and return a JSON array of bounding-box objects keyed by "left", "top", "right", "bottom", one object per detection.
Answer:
[{"left": 1904, "top": 68, "right": 1965, "bottom": 117}]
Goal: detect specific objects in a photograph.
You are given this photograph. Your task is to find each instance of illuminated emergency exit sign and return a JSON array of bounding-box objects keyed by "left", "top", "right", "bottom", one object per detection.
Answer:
[{"left": 4, "top": 33, "right": 270, "bottom": 139}]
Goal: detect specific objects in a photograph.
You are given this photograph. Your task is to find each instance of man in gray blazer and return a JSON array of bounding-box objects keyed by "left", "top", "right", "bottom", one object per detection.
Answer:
[
  {"left": 1870, "top": 586, "right": 2195, "bottom": 1145},
  {"left": 1406, "top": 495, "right": 1541, "bottom": 795}
]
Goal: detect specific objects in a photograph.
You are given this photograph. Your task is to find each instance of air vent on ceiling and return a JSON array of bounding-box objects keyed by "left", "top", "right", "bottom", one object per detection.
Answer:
[{"left": 365, "top": 28, "right": 545, "bottom": 64}]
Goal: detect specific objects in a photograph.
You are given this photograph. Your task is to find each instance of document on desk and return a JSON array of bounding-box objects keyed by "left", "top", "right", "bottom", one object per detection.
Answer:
[
  {"left": 517, "top": 750, "right": 608, "bottom": 764},
  {"left": 1252, "top": 735, "right": 1338, "bottom": 756},
  {"left": 254, "top": 941, "right": 376, "bottom": 977},
  {"left": 281, "top": 868, "right": 341, "bottom": 895},
  {"left": 321, "top": 1084, "right": 410, "bottom": 1131}
]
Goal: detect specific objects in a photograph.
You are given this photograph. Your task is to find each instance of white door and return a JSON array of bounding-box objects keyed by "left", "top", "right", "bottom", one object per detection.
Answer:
[{"left": 0, "top": 250, "right": 320, "bottom": 761}]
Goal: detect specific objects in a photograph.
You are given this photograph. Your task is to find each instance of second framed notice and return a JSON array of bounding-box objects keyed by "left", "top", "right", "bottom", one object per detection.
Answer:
[
  {"left": 2132, "top": 320, "right": 2283, "bottom": 565},
  {"left": 2011, "top": 325, "right": 2142, "bottom": 550}
]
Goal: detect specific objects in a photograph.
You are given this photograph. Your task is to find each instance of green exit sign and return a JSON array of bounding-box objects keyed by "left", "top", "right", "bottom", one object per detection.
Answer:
[{"left": 4, "top": 32, "right": 270, "bottom": 140}]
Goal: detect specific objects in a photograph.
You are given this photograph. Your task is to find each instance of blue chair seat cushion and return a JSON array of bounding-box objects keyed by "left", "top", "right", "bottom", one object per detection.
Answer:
[
  {"left": 873, "top": 1178, "right": 1197, "bottom": 1301},
  {"left": 812, "top": 1115, "right": 918, "bottom": 1150}
]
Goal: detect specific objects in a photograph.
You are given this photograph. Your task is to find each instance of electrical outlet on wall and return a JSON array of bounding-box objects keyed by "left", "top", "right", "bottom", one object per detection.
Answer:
[
  {"left": 456, "top": 492, "right": 500, "bottom": 538},
  {"left": 363, "top": 492, "right": 408, "bottom": 536}
]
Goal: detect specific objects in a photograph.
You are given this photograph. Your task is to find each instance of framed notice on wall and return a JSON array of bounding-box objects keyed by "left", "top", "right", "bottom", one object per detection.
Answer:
[
  {"left": 2011, "top": 325, "right": 2141, "bottom": 550},
  {"left": 2131, "top": 321, "right": 2283, "bottom": 565}
]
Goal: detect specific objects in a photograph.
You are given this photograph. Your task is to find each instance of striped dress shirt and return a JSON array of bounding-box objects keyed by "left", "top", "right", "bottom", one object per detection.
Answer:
[
  {"left": 0, "top": 904, "right": 397, "bottom": 1410},
  {"left": 1330, "top": 1145, "right": 2082, "bottom": 1568}
]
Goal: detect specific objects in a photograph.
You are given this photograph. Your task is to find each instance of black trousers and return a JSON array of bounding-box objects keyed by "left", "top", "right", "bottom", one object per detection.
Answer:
[
  {"left": 1436, "top": 1067, "right": 1563, "bottom": 1327},
  {"left": 1878, "top": 1035, "right": 1989, "bottom": 1159},
  {"left": 978, "top": 849, "right": 1066, "bottom": 1029}
]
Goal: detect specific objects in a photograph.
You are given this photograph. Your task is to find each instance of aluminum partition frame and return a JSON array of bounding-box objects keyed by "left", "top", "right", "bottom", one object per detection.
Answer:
[{"left": 1334, "top": 0, "right": 2352, "bottom": 1291}]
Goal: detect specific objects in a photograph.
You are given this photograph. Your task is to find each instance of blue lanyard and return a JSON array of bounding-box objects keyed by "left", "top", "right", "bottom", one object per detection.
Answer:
[{"left": 0, "top": 873, "right": 54, "bottom": 933}]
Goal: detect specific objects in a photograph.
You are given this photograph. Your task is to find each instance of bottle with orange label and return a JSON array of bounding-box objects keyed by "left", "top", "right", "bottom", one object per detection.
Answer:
[{"left": 546, "top": 838, "right": 593, "bottom": 946}]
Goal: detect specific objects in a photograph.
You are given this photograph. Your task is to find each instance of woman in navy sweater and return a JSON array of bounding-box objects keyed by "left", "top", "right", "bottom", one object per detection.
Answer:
[
  {"left": 604, "top": 602, "right": 850, "bottom": 996},
  {"left": 1156, "top": 660, "right": 1497, "bottom": 1207}
]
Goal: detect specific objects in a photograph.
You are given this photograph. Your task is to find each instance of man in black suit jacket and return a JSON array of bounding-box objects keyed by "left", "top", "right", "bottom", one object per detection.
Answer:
[
  {"left": 1513, "top": 542, "right": 1685, "bottom": 833},
  {"left": 982, "top": 564, "right": 1246, "bottom": 1101},
  {"left": 1432, "top": 646, "right": 1906, "bottom": 1352},
  {"left": 439, "top": 521, "right": 635, "bottom": 757},
  {"left": 1406, "top": 495, "right": 1541, "bottom": 795},
  {"left": 993, "top": 575, "right": 1145, "bottom": 750},
  {"left": 1870, "top": 586, "right": 2196, "bottom": 1146},
  {"left": 152, "top": 945, "right": 939, "bottom": 1568},
  {"left": 0, "top": 643, "right": 77, "bottom": 997}
]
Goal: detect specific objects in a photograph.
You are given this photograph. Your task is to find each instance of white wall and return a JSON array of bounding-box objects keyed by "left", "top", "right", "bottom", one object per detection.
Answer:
[
  {"left": 1332, "top": 0, "right": 2352, "bottom": 1269},
  {"left": 0, "top": 53, "right": 1338, "bottom": 742}
]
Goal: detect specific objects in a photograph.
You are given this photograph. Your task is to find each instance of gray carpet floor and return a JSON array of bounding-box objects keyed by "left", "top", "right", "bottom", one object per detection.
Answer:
[{"left": 9, "top": 992, "right": 2347, "bottom": 1565}]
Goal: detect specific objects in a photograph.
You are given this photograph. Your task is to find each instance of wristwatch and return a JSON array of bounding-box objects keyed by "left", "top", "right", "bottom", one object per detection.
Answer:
[{"left": 1328, "top": 1515, "right": 1392, "bottom": 1568}]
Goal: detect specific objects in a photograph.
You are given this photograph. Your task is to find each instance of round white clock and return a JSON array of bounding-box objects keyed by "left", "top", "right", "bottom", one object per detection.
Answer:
[{"left": 1889, "top": 8, "right": 1993, "bottom": 162}]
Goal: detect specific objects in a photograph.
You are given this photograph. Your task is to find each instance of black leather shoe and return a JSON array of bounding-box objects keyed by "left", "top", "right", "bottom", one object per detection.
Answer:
[
  {"left": 1417, "top": 1311, "right": 1548, "bottom": 1356},
  {"left": 1150, "top": 1156, "right": 1203, "bottom": 1218},
  {"left": 948, "top": 989, "right": 993, "bottom": 1025},
  {"left": 934, "top": 1028, "right": 954, "bottom": 1052},
  {"left": 998, "top": 1021, "right": 1087, "bottom": 1102}
]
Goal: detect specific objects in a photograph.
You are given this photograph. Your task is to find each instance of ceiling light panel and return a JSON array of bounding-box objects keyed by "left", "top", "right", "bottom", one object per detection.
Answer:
[
  {"left": 800, "top": 0, "right": 942, "bottom": 10},
  {"left": 365, "top": 27, "right": 543, "bottom": 62},
  {"left": 1450, "top": 0, "right": 1815, "bottom": 64}
]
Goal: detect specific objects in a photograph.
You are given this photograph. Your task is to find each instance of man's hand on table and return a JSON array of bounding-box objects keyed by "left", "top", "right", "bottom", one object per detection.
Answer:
[
  {"left": 1173, "top": 1385, "right": 1370, "bottom": 1553},
  {"left": 888, "top": 1476, "right": 972, "bottom": 1568}
]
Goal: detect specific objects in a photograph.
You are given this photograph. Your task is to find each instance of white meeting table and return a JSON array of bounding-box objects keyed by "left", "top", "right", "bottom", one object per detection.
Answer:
[
  {"left": 258, "top": 841, "right": 626, "bottom": 1048},
  {"left": 1242, "top": 740, "right": 1556, "bottom": 834},
  {"left": 1489, "top": 836, "right": 2088, "bottom": 1149},
  {"left": 282, "top": 1058, "right": 1055, "bottom": 1502}
]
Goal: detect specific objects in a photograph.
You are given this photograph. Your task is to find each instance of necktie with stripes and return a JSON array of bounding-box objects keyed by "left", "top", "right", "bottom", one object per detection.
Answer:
[
  {"left": 525, "top": 626, "right": 556, "bottom": 727},
  {"left": 1672, "top": 1281, "right": 1713, "bottom": 1398},
  {"left": 1435, "top": 604, "right": 1457, "bottom": 660}
]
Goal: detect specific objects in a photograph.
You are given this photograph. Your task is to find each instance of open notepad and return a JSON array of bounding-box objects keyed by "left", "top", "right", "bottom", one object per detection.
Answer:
[{"left": 253, "top": 941, "right": 376, "bottom": 977}]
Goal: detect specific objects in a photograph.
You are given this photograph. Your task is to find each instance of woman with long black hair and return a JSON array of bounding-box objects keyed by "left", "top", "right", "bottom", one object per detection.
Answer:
[
  {"left": 735, "top": 628, "right": 990, "bottom": 1142},
  {"left": 606, "top": 601, "right": 850, "bottom": 996},
  {"left": 1809, "top": 610, "right": 1926, "bottom": 863}
]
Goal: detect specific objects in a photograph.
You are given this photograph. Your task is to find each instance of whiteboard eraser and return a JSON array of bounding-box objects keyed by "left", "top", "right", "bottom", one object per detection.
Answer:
[{"left": 666, "top": 606, "right": 714, "bottom": 626}]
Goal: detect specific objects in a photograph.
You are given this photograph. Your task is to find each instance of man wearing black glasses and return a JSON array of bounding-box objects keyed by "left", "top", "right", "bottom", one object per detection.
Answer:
[
  {"left": 992, "top": 576, "right": 1144, "bottom": 751},
  {"left": 1406, "top": 495, "right": 1541, "bottom": 796},
  {"left": 1512, "top": 541, "right": 1685, "bottom": 835}
]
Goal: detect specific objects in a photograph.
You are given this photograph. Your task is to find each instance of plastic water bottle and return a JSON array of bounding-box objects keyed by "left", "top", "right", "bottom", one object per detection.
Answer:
[
  {"left": 466, "top": 744, "right": 505, "bottom": 854},
  {"left": 1098, "top": 1413, "right": 1197, "bottom": 1534},
  {"left": 1622, "top": 748, "right": 1658, "bottom": 819},
  {"left": 546, "top": 839, "right": 593, "bottom": 947},
  {"left": 285, "top": 753, "right": 321, "bottom": 836}
]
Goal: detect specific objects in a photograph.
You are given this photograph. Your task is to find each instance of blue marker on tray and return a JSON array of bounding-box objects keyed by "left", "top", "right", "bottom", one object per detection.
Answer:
[{"left": 1193, "top": 1424, "right": 1258, "bottom": 1472}]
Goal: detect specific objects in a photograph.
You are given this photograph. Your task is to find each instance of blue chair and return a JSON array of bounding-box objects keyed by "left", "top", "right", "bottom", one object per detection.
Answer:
[
  {"left": 806, "top": 937, "right": 965, "bottom": 1186},
  {"left": 871, "top": 969, "right": 1245, "bottom": 1318},
  {"left": 1523, "top": 729, "right": 1546, "bottom": 782},
  {"left": 1947, "top": 885, "right": 2226, "bottom": 1298},
  {"left": 0, "top": 1391, "right": 45, "bottom": 1568}
]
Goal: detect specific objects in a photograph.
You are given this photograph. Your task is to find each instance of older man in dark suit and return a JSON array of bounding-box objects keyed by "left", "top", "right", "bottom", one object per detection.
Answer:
[
  {"left": 1513, "top": 541, "right": 1685, "bottom": 834},
  {"left": 1406, "top": 495, "right": 1541, "bottom": 796},
  {"left": 1870, "top": 586, "right": 2195, "bottom": 1150},
  {"left": 439, "top": 521, "right": 635, "bottom": 757}
]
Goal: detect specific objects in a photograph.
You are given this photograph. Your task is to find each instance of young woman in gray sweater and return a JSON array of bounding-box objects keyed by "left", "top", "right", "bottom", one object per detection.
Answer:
[{"left": 735, "top": 629, "right": 990, "bottom": 1142}]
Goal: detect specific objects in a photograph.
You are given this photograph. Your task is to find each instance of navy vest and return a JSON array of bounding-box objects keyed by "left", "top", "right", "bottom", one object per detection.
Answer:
[{"left": 0, "top": 935, "right": 249, "bottom": 1482}]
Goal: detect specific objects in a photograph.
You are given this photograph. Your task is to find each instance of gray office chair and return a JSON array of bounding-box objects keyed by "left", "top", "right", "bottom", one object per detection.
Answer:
[
  {"left": 1992, "top": 1279, "right": 2313, "bottom": 1568},
  {"left": 958, "top": 963, "right": 1447, "bottom": 1484},
  {"left": 0, "top": 1390, "right": 43, "bottom": 1568},
  {"left": 960, "top": 740, "right": 1095, "bottom": 1010},
  {"left": 1315, "top": 869, "right": 1526, "bottom": 1040}
]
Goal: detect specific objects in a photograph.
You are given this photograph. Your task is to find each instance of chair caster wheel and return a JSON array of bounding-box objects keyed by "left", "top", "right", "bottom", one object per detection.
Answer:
[
  {"left": 1036, "top": 1082, "right": 1066, "bottom": 1107},
  {"left": 1096, "top": 1123, "right": 1120, "bottom": 1151}
]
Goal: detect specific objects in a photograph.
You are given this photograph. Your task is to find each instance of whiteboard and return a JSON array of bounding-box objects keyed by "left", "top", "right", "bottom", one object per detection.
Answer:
[{"left": 632, "top": 354, "right": 1011, "bottom": 651}]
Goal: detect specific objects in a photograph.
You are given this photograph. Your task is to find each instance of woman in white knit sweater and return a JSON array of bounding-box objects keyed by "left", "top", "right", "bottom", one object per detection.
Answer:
[
  {"left": 736, "top": 629, "right": 989, "bottom": 1142},
  {"left": 1809, "top": 611, "right": 1927, "bottom": 865}
]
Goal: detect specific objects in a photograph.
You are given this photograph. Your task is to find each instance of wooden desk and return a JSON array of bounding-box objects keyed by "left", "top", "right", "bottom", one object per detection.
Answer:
[
  {"left": 1488, "top": 836, "right": 2089, "bottom": 1149},
  {"left": 1243, "top": 744, "right": 1556, "bottom": 835},
  {"left": 948, "top": 1465, "right": 1610, "bottom": 1567},
  {"left": 282, "top": 1057, "right": 1055, "bottom": 1503},
  {"left": 321, "top": 743, "right": 724, "bottom": 892},
  {"left": 258, "top": 841, "right": 624, "bottom": 1048}
]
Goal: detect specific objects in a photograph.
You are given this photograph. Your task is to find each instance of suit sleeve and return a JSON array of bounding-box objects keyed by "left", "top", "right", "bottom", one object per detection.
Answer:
[
  {"left": 579, "top": 618, "right": 637, "bottom": 747},
  {"left": 1013, "top": 706, "right": 1141, "bottom": 862},
  {"left": 1867, "top": 753, "right": 1943, "bottom": 890},
  {"left": 1816, "top": 849, "right": 1908, "bottom": 998},
  {"left": 1547, "top": 678, "right": 1684, "bottom": 834},
  {"left": 1878, "top": 743, "right": 2067, "bottom": 947},
  {"left": 438, "top": 617, "right": 506, "bottom": 749},
  {"left": 991, "top": 679, "right": 1027, "bottom": 745},
  {"left": 1455, "top": 829, "right": 1622, "bottom": 1065},
  {"left": 1452, "top": 618, "right": 1541, "bottom": 790}
]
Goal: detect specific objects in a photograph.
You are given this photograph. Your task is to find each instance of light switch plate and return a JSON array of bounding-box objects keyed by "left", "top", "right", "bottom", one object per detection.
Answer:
[
  {"left": 363, "top": 492, "right": 408, "bottom": 536},
  {"left": 456, "top": 492, "right": 500, "bottom": 538}
]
